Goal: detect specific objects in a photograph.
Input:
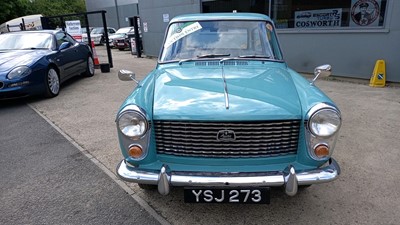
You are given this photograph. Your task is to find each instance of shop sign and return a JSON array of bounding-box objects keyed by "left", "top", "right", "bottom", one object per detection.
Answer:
[{"left": 295, "top": 8, "right": 342, "bottom": 29}]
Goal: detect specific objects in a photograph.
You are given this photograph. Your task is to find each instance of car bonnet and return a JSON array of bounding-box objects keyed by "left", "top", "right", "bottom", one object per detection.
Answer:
[
  {"left": 152, "top": 62, "right": 302, "bottom": 121},
  {"left": 0, "top": 50, "right": 47, "bottom": 72}
]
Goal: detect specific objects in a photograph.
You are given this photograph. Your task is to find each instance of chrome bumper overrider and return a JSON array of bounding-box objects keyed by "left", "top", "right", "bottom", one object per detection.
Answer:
[{"left": 116, "top": 159, "right": 340, "bottom": 196}]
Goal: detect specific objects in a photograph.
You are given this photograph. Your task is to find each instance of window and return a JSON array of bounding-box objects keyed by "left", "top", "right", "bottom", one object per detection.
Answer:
[
  {"left": 0, "top": 33, "right": 52, "bottom": 50},
  {"left": 202, "top": 0, "right": 270, "bottom": 14},
  {"left": 55, "top": 32, "right": 76, "bottom": 48},
  {"left": 160, "top": 20, "right": 282, "bottom": 62},
  {"left": 201, "top": 0, "right": 388, "bottom": 30},
  {"left": 272, "top": 0, "right": 387, "bottom": 29}
]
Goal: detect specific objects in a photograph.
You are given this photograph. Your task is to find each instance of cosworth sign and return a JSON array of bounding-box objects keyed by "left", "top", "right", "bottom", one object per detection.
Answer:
[{"left": 295, "top": 8, "right": 342, "bottom": 28}]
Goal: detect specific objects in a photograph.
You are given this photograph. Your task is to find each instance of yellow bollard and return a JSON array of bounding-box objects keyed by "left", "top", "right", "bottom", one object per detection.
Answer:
[{"left": 369, "top": 60, "right": 386, "bottom": 87}]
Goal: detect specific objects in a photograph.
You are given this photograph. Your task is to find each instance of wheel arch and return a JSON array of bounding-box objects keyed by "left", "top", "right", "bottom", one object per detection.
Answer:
[{"left": 47, "top": 63, "right": 60, "bottom": 76}]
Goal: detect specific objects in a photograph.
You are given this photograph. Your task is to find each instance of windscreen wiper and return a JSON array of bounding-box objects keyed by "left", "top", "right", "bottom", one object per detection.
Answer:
[
  {"left": 238, "top": 55, "right": 272, "bottom": 59},
  {"left": 20, "top": 47, "right": 48, "bottom": 50},
  {"left": 178, "top": 58, "right": 196, "bottom": 65},
  {"left": 197, "top": 54, "right": 231, "bottom": 58},
  {"left": 179, "top": 54, "right": 231, "bottom": 65}
]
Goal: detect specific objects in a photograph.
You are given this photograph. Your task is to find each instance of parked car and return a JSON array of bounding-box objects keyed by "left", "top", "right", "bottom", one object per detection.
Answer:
[
  {"left": 115, "top": 13, "right": 341, "bottom": 204},
  {"left": 82, "top": 27, "right": 116, "bottom": 45},
  {"left": 0, "top": 30, "right": 94, "bottom": 99},
  {"left": 113, "top": 29, "right": 142, "bottom": 52},
  {"left": 109, "top": 26, "right": 134, "bottom": 47}
]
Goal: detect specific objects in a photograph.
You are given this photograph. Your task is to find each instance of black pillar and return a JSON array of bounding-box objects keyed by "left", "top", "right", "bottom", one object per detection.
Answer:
[{"left": 133, "top": 16, "right": 142, "bottom": 58}]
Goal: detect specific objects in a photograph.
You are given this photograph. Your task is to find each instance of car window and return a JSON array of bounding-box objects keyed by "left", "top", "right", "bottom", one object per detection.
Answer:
[
  {"left": 0, "top": 32, "right": 53, "bottom": 50},
  {"left": 160, "top": 20, "right": 283, "bottom": 62},
  {"left": 116, "top": 27, "right": 133, "bottom": 34},
  {"left": 55, "top": 32, "right": 76, "bottom": 48},
  {"left": 108, "top": 29, "right": 115, "bottom": 34},
  {"left": 91, "top": 28, "right": 104, "bottom": 34}
]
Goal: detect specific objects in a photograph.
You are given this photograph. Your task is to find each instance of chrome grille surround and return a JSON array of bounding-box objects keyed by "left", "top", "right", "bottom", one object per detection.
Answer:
[{"left": 154, "top": 120, "right": 301, "bottom": 158}]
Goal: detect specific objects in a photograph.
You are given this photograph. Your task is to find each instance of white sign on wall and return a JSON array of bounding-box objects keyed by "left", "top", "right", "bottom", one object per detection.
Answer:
[
  {"left": 163, "top": 14, "right": 170, "bottom": 23},
  {"left": 66, "top": 20, "right": 81, "bottom": 34},
  {"left": 295, "top": 8, "right": 342, "bottom": 29},
  {"left": 66, "top": 20, "right": 82, "bottom": 41}
]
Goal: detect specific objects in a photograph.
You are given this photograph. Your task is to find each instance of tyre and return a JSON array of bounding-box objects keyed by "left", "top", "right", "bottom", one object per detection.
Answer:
[
  {"left": 44, "top": 67, "right": 60, "bottom": 98},
  {"left": 138, "top": 183, "right": 157, "bottom": 190},
  {"left": 298, "top": 185, "right": 312, "bottom": 190},
  {"left": 84, "top": 55, "right": 95, "bottom": 77}
]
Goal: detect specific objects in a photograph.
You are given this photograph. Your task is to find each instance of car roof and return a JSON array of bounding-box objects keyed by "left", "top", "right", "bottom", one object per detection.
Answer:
[
  {"left": 1, "top": 29, "right": 61, "bottom": 35},
  {"left": 170, "top": 13, "right": 272, "bottom": 23}
]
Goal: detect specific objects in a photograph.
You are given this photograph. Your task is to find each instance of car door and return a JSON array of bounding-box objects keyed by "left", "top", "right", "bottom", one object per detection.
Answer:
[{"left": 55, "top": 32, "right": 85, "bottom": 80}]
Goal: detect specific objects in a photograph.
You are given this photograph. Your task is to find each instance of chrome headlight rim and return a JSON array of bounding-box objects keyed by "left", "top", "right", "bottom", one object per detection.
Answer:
[
  {"left": 117, "top": 105, "right": 149, "bottom": 140},
  {"left": 7, "top": 66, "right": 32, "bottom": 80},
  {"left": 307, "top": 103, "right": 341, "bottom": 138}
]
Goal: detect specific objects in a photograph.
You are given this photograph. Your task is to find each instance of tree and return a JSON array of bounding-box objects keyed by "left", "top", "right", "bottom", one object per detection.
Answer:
[
  {"left": 0, "top": 0, "right": 30, "bottom": 24},
  {"left": 27, "top": 0, "right": 86, "bottom": 17},
  {"left": 0, "top": 0, "right": 86, "bottom": 24}
]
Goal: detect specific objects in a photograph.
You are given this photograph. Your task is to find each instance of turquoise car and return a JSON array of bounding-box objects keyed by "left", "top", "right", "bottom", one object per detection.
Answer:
[{"left": 116, "top": 13, "right": 341, "bottom": 204}]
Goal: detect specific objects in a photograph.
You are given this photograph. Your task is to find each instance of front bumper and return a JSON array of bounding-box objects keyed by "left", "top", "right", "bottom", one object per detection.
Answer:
[{"left": 116, "top": 158, "right": 340, "bottom": 196}]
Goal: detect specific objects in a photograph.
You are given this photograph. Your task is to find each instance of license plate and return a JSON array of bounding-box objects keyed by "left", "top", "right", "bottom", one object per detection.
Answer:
[
  {"left": 117, "top": 43, "right": 125, "bottom": 46},
  {"left": 184, "top": 187, "right": 270, "bottom": 204}
]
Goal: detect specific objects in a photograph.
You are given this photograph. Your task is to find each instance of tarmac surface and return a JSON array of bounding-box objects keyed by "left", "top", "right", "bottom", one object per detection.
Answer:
[
  {"left": 3, "top": 46, "right": 400, "bottom": 225},
  {"left": 0, "top": 103, "right": 161, "bottom": 225}
]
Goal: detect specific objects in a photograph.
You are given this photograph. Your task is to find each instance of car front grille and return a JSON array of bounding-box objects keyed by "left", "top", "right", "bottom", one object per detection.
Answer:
[{"left": 154, "top": 120, "right": 301, "bottom": 158}]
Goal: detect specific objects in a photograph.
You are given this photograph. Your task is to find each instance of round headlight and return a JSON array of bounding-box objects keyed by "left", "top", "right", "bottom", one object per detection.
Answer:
[
  {"left": 117, "top": 111, "right": 148, "bottom": 139},
  {"left": 7, "top": 66, "right": 32, "bottom": 80},
  {"left": 308, "top": 109, "right": 341, "bottom": 137}
]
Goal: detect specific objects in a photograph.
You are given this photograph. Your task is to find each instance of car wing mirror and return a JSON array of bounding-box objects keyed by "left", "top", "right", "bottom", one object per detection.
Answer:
[
  {"left": 118, "top": 69, "right": 140, "bottom": 85},
  {"left": 59, "top": 42, "right": 71, "bottom": 51},
  {"left": 311, "top": 64, "right": 332, "bottom": 85}
]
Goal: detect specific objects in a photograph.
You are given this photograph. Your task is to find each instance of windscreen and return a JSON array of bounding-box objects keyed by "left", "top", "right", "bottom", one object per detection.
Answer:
[
  {"left": 91, "top": 28, "right": 104, "bottom": 34},
  {"left": 116, "top": 27, "right": 133, "bottom": 34},
  {"left": 160, "top": 20, "right": 283, "bottom": 62},
  {"left": 0, "top": 33, "right": 53, "bottom": 50}
]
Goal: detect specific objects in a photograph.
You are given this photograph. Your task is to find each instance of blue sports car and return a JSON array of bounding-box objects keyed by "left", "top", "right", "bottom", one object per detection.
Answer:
[{"left": 0, "top": 30, "right": 94, "bottom": 100}]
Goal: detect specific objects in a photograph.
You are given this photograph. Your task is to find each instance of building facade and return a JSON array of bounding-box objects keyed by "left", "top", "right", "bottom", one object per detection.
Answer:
[
  {"left": 86, "top": 0, "right": 399, "bottom": 82},
  {"left": 85, "top": 0, "right": 139, "bottom": 29}
]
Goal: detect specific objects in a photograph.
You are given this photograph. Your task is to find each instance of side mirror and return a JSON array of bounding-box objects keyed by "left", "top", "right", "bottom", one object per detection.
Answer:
[
  {"left": 311, "top": 64, "right": 332, "bottom": 85},
  {"left": 59, "top": 42, "right": 71, "bottom": 51},
  {"left": 118, "top": 69, "right": 140, "bottom": 85}
]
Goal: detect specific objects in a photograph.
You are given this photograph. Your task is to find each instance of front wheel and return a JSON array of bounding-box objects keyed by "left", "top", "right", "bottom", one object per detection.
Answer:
[
  {"left": 84, "top": 55, "right": 95, "bottom": 77},
  {"left": 138, "top": 183, "right": 157, "bottom": 190},
  {"left": 44, "top": 67, "right": 60, "bottom": 98}
]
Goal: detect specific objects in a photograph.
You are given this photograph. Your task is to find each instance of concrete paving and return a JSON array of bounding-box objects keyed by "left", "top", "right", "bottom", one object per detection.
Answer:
[{"left": 25, "top": 46, "right": 400, "bottom": 225}]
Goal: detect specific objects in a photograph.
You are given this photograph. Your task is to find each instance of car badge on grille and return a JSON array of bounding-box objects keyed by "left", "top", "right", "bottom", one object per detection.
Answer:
[{"left": 217, "top": 130, "right": 236, "bottom": 142}]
